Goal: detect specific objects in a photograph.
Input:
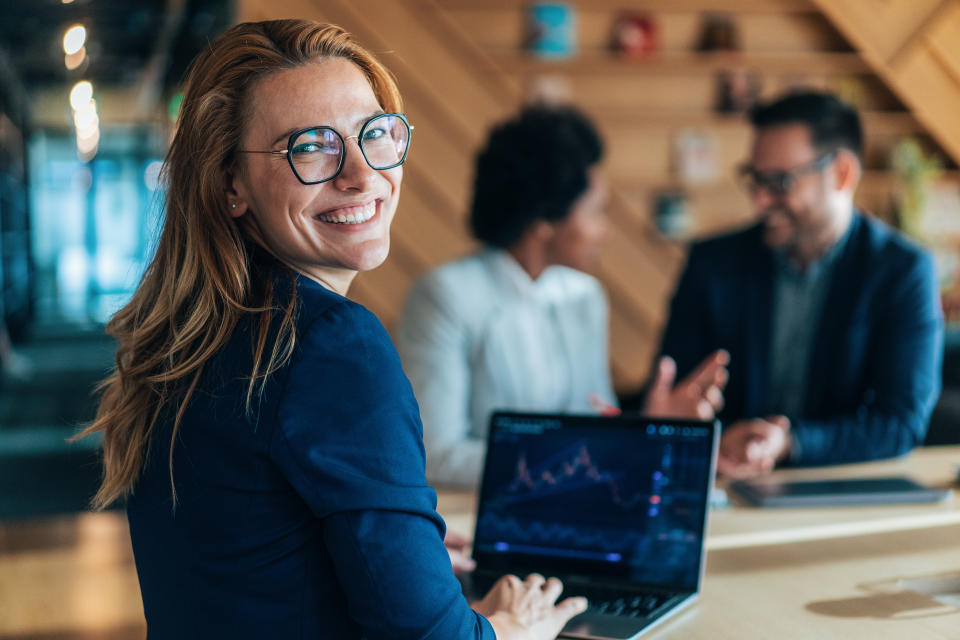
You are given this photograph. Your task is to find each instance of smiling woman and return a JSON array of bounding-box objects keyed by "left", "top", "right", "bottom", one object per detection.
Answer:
[
  {"left": 73, "top": 19, "right": 584, "bottom": 640},
  {"left": 229, "top": 58, "right": 404, "bottom": 292}
]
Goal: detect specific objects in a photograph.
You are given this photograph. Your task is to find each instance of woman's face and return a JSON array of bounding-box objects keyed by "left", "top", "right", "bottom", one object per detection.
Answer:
[
  {"left": 230, "top": 58, "right": 402, "bottom": 292},
  {"left": 546, "top": 167, "right": 608, "bottom": 272}
]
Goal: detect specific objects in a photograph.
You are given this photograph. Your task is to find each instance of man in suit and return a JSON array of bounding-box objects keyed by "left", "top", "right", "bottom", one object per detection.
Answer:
[{"left": 658, "top": 90, "right": 943, "bottom": 478}]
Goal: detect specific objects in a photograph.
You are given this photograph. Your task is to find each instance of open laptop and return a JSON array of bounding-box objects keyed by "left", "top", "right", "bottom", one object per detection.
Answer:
[{"left": 463, "top": 412, "right": 719, "bottom": 640}]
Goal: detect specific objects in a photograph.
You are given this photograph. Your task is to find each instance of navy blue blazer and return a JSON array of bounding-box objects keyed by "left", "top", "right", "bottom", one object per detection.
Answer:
[
  {"left": 127, "top": 275, "right": 494, "bottom": 639},
  {"left": 658, "top": 213, "right": 943, "bottom": 465}
]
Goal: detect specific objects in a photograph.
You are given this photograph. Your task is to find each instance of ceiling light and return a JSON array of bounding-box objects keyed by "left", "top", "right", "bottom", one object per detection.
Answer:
[
  {"left": 69, "top": 81, "right": 94, "bottom": 111},
  {"left": 63, "top": 24, "right": 86, "bottom": 56}
]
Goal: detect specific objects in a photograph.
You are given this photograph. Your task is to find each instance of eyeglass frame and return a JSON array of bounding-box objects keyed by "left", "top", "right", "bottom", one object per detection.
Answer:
[
  {"left": 237, "top": 112, "right": 414, "bottom": 186},
  {"left": 737, "top": 150, "right": 837, "bottom": 198}
]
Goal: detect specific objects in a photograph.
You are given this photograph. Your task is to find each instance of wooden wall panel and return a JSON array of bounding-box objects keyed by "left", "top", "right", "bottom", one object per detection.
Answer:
[
  {"left": 927, "top": 1, "right": 960, "bottom": 75},
  {"left": 812, "top": 0, "right": 960, "bottom": 166},
  {"left": 816, "top": 0, "right": 947, "bottom": 62}
]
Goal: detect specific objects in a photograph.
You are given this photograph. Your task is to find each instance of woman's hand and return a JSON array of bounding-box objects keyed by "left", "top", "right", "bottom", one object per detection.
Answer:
[
  {"left": 471, "top": 573, "right": 588, "bottom": 640},
  {"left": 643, "top": 350, "right": 729, "bottom": 420}
]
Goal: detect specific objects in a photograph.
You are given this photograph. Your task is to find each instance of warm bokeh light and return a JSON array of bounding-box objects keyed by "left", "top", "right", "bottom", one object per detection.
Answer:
[
  {"left": 77, "top": 130, "right": 100, "bottom": 154},
  {"left": 73, "top": 109, "right": 99, "bottom": 138},
  {"left": 64, "top": 47, "right": 86, "bottom": 71},
  {"left": 63, "top": 25, "right": 87, "bottom": 56},
  {"left": 69, "top": 81, "right": 93, "bottom": 111}
]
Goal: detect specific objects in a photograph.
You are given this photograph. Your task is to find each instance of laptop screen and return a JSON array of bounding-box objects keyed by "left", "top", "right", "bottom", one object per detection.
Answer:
[{"left": 473, "top": 413, "right": 717, "bottom": 591}]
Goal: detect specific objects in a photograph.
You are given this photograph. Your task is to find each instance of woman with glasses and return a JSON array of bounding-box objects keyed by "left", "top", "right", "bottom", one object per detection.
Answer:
[{"left": 77, "top": 20, "right": 585, "bottom": 639}]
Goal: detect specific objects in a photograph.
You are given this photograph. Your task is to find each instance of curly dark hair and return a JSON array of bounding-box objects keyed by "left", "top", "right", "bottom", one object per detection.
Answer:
[{"left": 469, "top": 104, "right": 604, "bottom": 248}]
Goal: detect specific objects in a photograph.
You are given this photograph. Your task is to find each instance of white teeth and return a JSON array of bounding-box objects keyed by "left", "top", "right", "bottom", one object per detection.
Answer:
[{"left": 316, "top": 201, "right": 378, "bottom": 225}]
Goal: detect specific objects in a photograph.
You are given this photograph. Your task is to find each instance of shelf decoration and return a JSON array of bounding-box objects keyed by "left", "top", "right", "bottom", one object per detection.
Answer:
[
  {"left": 610, "top": 12, "right": 658, "bottom": 60},
  {"left": 526, "top": 2, "right": 577, "bottom": 60},
  {"left": 673, "top": 129, "right": 718, "bottom": 185},
  {"left": 695, "top": 14, "right": 740, "bottom": 53},
  {"left": 653, "top": 190, "right": 692, "bottom": 239}
]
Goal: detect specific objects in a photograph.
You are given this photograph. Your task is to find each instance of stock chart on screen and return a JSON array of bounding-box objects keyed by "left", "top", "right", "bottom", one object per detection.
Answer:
[{"left": 475, "top": 415, "right": 713, "bottom": 588}]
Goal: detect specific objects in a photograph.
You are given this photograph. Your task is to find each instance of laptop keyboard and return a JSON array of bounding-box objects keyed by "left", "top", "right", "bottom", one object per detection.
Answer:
[
  {"left": 563, "top": 584, "right": 672, "bottom": 618},
  {"left": 466, "top": 572, "right": 673, "bottom": 619}
]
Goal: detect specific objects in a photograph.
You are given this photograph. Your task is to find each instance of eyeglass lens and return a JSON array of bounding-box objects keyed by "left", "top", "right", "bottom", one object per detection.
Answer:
[
  {"left": 743, "top": 170, "right": 793, "bottom": 196},
  {"left": 289, "top": 114, "right": 410, "bottom": 184},
  {"left": 740, "top": 153, "right": 834, "bottom": 197}
]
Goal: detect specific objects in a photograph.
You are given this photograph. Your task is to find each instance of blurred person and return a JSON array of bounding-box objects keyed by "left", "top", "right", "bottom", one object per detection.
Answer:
[
  {"left": 396, "top": 105, "right": 728, "bottom": 488},
  {"left": 76, "top": 20, "right": 588, "bottom": 640},
  {"left": 657, "top": 90, "right": 943, "bottom": 478}
]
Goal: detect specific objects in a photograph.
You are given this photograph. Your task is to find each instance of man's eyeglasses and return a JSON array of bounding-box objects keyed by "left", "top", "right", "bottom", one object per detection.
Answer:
[
  {"left": 238, "top": 113, "right": 413, "bottom": 185},
  {"left": 737, "top": 151, "right": 836, "bottom": 198}
]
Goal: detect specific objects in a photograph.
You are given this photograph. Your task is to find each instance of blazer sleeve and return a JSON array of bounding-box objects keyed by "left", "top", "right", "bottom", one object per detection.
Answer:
[
  {"left": 395, "top": 275, "right": 487, "bottom": 487},
  {"left": 269, "top": 301, "right": 494, "bottom": 640},
  {"left": 790, "top": 249, "right": 944, "bottom": 465}
]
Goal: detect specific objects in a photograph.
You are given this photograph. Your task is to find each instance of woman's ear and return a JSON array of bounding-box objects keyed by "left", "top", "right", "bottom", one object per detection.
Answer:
[
  {"left": 531, "top": 219, "right": 555, "bottom": 242},
  {"left": 224, "top": 169, "right": 249, "bottom": 218}
]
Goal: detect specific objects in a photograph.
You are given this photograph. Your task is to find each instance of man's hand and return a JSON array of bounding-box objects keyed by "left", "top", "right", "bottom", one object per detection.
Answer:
[
  {"left": 717, "top": 416, "right": 791, "bottom": 478},
  {"left": 643, "top": 350, "right": 730, "bottom": 420},
  {"left": 444, "top": 530, "right": 476, "bottom": 576}
]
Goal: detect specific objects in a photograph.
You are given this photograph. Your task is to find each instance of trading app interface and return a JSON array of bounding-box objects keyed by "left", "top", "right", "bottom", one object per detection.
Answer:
[{"left": 475, "top": 415, "right": 713, "bottom": 590}]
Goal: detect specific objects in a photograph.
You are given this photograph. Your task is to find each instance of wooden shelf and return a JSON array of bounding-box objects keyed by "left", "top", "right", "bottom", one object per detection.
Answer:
[
  {"left": 610, "top": 171, "right": 960, "bottom": 191},
  {"left": 582, "top": 107, "right": 921, "bottom": 135},
  {"left": 440, "top": 0, "right": 818, "bottom": 13},
  {"left": 495, "top": 50, "right": 869, "bottom": 76}
]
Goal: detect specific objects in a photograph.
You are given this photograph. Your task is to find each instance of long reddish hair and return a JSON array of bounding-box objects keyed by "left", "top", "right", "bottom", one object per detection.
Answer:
[{"left": 76, "top": 19, "right": 402, "bottom": 508}]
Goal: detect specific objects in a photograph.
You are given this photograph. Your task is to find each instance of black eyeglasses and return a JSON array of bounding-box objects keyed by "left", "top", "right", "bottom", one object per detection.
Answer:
[
  {"left": 238, "top": 113, "right": 413, "bottom": 185},
  {"left": 738, "top": 151, "right": 836, "bottom": 198}
]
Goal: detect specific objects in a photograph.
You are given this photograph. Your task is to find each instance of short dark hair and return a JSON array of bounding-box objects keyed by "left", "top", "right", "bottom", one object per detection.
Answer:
[
  {"left": 469, "top": 105, "right": 604, "bottom": 248},
  {"left": 749, "top": 90, "right": 863, "bottom": 160}
]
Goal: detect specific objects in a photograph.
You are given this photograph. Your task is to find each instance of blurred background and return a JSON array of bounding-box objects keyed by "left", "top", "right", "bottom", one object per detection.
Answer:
[{"left": 0, "top": 0, "right": 959, "bottom": 636}]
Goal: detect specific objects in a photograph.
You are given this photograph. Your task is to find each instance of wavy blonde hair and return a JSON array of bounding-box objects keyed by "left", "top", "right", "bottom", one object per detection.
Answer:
[{"left": 76, "top": 19, "right": 402, "bottom": 508}]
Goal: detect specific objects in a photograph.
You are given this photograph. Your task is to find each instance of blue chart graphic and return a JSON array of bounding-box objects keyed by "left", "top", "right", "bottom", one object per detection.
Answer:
[
  {"left": 495, "top": 441, "right": 646, "bottom": 509},
  {"left": 476, "top": 427, "right": 710, "bottom": 587}
]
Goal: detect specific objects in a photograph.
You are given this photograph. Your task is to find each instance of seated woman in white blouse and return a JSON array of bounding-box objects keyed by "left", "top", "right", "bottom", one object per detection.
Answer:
[{"left": 396, "top": 105, "right": 728, "bottom": 487}]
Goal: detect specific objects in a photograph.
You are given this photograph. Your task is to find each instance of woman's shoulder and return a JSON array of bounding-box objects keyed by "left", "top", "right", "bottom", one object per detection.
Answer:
[
  {"left": 294, "top": 277, "right": 389, "bottom": 344},
  {"left": 408, "top": 250, "right": 509, "bottom": 310},
  {"left": 417, "top": 251, "right": 495, "bottom": 291},
  {"left": 548, "top": 264, "right": 605, "bottom": 294}
]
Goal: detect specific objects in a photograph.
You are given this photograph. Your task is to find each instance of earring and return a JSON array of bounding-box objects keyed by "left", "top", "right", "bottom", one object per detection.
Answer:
[{"left": 231, "top": 203, "right": 237, "bottom": 209}]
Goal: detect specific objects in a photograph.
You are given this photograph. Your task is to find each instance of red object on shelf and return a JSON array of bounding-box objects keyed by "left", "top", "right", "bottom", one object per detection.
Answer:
[{"left": 611, "top": 12, "right": 658, "bottom": 60}]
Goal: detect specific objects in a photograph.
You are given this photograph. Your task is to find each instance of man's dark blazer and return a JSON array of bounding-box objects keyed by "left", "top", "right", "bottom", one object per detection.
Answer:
[{"left": 658, "top": 212, "right": 943, "bottom": 465}]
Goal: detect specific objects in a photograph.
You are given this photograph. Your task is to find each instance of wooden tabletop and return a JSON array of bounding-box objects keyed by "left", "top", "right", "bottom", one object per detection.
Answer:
[
  {"left": 2, "top": 446, "right": 959, "bottom": 639},
  {"left": 648, "top": 524, "right": 960, "bottom": 639}
]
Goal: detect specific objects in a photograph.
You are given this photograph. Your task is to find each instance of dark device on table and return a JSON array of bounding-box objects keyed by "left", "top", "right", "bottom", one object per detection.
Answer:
[
  {"left": 462, "top": 412, "right": 719, "bottom": 640},
  {"left": 729, "top": 476, "right": 952, "bottom": 507}
]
